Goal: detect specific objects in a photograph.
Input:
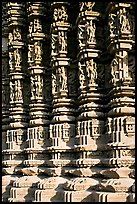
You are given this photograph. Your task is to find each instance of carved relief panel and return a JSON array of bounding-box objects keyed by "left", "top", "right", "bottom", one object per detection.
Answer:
[
  {"left": 50, "top": 123, "right": 75, "bottom": 145},
  {"left": 34, "top": 41, "right": 43, "bottom": 65},
  {"left": 86, "top": 59, "right": 97, "bottom": 85},
  {"left": 53, "top": 6, "right": 68, "bottom": 23},
  {"left": 6, "top": 129, "right": 26, "bottom": 149},
  {"left": 57, "top": 66, "right": 68, "bottom": 92},
  {"left": 86, "top": 20, "right": 96, "bottom": 44},
  {"left": 14, "top": 79, "right": 23, "bottom": 102},
  {"left": 124, "top": 116, "right": 135, "bottom": 137},
  {"left": 14, "top": 48, "right": 22, "bottom": 68},
  {"left": 58, "top": 31, "right": 67, "bottom": 53},
  {"left": 118, "top": 7, "right": 131, "bottom": 34},
  {"left": 30, "top": 75, "right": 43, "bottom": 99},
  {"left": 77, "top": 119, "right": 104, "bottom": 141}
]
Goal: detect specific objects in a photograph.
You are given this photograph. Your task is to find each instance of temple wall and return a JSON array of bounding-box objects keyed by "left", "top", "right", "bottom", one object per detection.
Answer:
[{"left": 2, "top": 2, "right": 135, "bottom": 202}]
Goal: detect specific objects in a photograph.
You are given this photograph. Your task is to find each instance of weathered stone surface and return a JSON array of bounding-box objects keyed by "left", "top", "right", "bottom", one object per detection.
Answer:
[
  {"left": 100, "top": 167, "right": 131, "bottom": 178},
  {"left": 63, "top": 178, "right": 98, "bottom": 191},
  {"left": 2, "top": 1, "right": 135, "bottom": 202}
]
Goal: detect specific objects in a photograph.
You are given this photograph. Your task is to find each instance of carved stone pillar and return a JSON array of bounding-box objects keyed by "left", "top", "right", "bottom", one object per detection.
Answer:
[
  {"left": 74, "top": 2, "right": 105, "bottom": 170},
  {"left": 23, "top": 2, "right": 50, "bottom": 170},
  {"left": 49, "top": 2, "right": 76, "bottom": 163},
  {"left": 93, "top": 3, "right": 135, "bottom": 202},
  {"left": 6, "top": 2, "right": 28, "bottom": 151},
  {"left": 2, "top": 2, "right": 29, "bottom": 202}
]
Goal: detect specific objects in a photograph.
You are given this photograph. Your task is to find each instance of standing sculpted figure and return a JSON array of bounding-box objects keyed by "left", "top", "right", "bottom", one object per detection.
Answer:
[
  {"left": 35, "top": 41, "right": 42, "bottom": 60},
  {"left": 13, "top": 28, "right": 22, "bottom": 41},
  {"left": 87, "top": 59, "right": 97, "bottom": 83},
  {"left": 58, "top": 67, "right": 67, "bottom": 91},
  {"left": 86, "top": 20, "right": 96, "bottom": 43},
  {"left": 8, "top": 32, "right": 13, "bottom": 44},
  {"left": 59, "top": 31, "right": 67, "bottom": 52},
  {"left": 14, "top": 49, "right": 21, "bottom": 67},
  {"left": 29, "top": 21, "right": 33, "bottom": 35}
]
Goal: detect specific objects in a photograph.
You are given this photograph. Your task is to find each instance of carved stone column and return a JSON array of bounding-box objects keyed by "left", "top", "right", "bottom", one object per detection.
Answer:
[
  {"left": 93, "top": 3, "right": 135, "bottom": 202},
  {"left": 74, "top": 1, "right": 105, "bottom": 171},
  {"left": 49, "top": 2, "right": 76, "bottom": 162},
  {"left": 22, "top": 2, "right": 51, "bottom": 171},
  {"left": 2, "top": 2, "right": 29, "bottom": 202}
]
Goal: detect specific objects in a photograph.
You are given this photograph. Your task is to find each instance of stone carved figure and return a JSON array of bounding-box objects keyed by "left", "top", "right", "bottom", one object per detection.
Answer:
[
  {"left": 14, "top": 48, "right": 21, "bottom": 67},
  {"left": 29, "top": 21, "right": 33, "bottom": 35},
  {"left": 58, "top": 67, "right": 67, "bottom": 91},
  {"left": 86, "top": 20, "right": 96, "bottom": 43},
  {"left": 54, "top": 6, "right": 68, "bottom": 22},
  {"left": 52, "top": 73, "right": 57, "bottom": 94},
  {"left": 34, "top": 41, "right": 42, "bottom": 61},
  {"left": 13, "top": 28, "right": 22, "bottom": 41},
  {"left": 34, "top": 18, "right": 42, "bottom": 33},
  {"left": 8, "top": 32, "right": 13, "bottom": 44},
  {"left": 119, "top": 8, "right": 130, "bottom": 33},
  {"left": 80, "top": 2, "right": 95, "bottom": 12},
  {"left": 86, "top": 59, "right": 97, "bottom": 84},
  {"left": 58, "top": 31, "right": 67, "bottom": 52},
  {"left": 35, "top": 75, "right": 43, "bottom": 97}
]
